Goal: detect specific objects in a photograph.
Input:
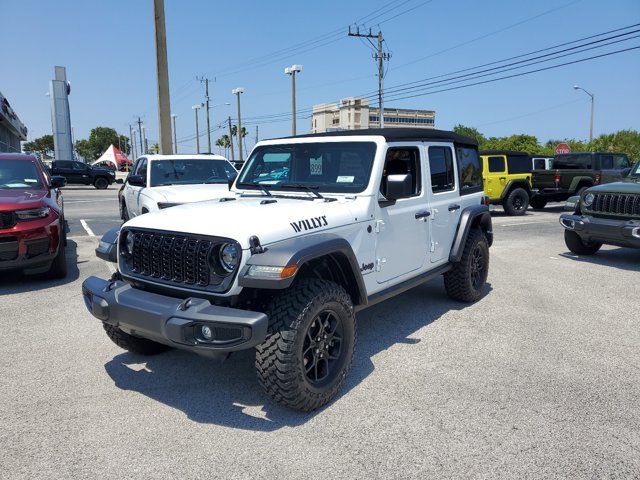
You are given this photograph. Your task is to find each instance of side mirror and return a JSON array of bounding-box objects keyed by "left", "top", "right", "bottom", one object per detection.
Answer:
[
  {"left": 127, "top": 174, "right": 145, "bottom": 187},
  {"left": 50, "top": 176, "right": 66, "bottom": 189},
  {"left": 384, "top": 174, "right": 413, "bottom": 201}
]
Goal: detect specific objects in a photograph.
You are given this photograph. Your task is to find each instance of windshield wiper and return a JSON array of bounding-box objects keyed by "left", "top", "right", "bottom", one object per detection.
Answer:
[
  {"left": 277, "top": 183, "right": 324, "bottom": 199},
  {"left": 237, "top": 181, "right": 272, "bottom": 196}
]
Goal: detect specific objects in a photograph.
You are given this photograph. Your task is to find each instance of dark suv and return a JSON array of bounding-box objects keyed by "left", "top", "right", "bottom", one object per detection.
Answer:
[
  {"left": 560, "top": 160, "right": 640, "bottom": 254},
  {"left": 530, "top": 152, "right": 631, "bottom": 209},
  {"left": 51, "top": 160, "right": 116, "bottom": 189}
]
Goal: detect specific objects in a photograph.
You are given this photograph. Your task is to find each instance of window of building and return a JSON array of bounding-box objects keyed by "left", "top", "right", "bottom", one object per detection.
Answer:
[
  {"left": 380, "top": 147, "right": 421, "bottom": 197},
  {"left": 488, "top": 156, "right": 506, "bottom": 173},
  {"left": 456, "top": 147, "right": 483, "bottom": 195},
  {"left": 428, "top": 146, "right": 456, "bottom": 193}
]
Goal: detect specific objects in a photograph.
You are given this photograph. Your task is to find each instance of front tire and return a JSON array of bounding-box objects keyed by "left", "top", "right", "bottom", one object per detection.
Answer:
[
  {"left": 46, "top": 235, "right": 67, "bottom": 279},
  {"left": 94, "top": 177, "right": 109, "bottom": 189},
  {"left": 564, "top": 230, "right": 602, "bottom": 255},
  {"left": 255, "top": 279, "right": 356, "bottom": 412},
  {"left": 103, "top": 324, "right": 170, "bottom": 355},
  {"left": 120, "top": 200, "right": 130, "bottom": 222},
  {"left": 503, "top": 188, "right": 529, "bottom": 216},
  {"left": 444, "top": 228, "right": 489, "bottom": 302}
]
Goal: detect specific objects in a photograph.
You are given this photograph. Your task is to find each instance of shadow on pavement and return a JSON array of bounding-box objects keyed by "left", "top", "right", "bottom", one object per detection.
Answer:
[
  {"left": 104, "top": 279, "right": 492, "bottom": 431},
  {"left": 0, "top": 240, "right": 80, "bottom": 294},
  {"left": 560, "top": 248, "right": 640, "bottom": 272}
]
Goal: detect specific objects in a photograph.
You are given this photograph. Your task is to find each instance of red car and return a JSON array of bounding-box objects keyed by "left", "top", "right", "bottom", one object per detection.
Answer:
[{"left": 0, "top": 153, "right": 68, "bottom": 278}]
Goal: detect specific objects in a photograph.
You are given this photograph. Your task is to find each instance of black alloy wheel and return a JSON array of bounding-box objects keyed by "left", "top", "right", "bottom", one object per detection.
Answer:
[
  {"left": 302, "top": 310, "right": 345, "bottom": 386},
  {"left": 470, "top": 244, "right": 486, "bottom": 290}
]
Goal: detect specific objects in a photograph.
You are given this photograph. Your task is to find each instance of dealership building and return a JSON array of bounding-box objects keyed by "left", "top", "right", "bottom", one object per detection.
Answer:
[
  {"left": 311, "top": 97, "right": 435, "bottom": 133},
  {"left": 0, "top": 91, "right": 27, "bottom": 153}
]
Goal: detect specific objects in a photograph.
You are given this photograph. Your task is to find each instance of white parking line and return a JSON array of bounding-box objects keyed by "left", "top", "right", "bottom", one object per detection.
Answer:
[{"left": 80, "top": 219, "right": 95, "bottom": 237}]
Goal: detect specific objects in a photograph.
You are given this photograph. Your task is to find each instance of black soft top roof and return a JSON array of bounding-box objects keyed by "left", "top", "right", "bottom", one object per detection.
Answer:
[
  {"left": 282, "top": 128, "right": 478, "bottom": 147},
  {"left": 479, "top": 150, "right": 529, "bottom": 157}
]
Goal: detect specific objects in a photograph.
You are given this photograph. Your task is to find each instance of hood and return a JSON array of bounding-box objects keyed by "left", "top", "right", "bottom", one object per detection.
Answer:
[
  {"left": 587, "top": 180, "right": 640, "bottom": 194},
  {"left": 124, "top": 194, "right": 371, "bottom": 249},
  {"left": 151, "top": 183, "right": 231, "bottom": 203},
  {"left": 0, "top": 188, "right": 48, "bottom": 209}
]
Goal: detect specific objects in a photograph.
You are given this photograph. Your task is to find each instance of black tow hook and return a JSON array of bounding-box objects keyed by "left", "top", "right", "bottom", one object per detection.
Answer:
[{"left": 178, "top": 298, "right": 194, "bottom": 311}]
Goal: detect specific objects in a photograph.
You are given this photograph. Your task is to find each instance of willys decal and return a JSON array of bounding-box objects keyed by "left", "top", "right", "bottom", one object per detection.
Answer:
[{"left": 290, "top": 216, "right": 328, "bottom": 233}]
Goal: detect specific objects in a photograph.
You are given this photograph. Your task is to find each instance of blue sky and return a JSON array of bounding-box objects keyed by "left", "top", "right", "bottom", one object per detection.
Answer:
[{"left": 2, "top": 0, "right": 639, "bottom": 152}]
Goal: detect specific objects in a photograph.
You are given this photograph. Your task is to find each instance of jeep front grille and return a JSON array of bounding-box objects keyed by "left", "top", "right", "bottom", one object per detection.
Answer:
[{"left": 587, "top": 193, "right": 640, "bottom": 217}]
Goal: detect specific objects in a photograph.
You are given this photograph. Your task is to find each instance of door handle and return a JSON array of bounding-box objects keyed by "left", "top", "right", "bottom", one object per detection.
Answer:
[
  {"left": 448, "top": 204, "right": 461, "bottom": 212},
  {"left": 499, "top": 177, "right": 506, "bottom": 181},
  {"left": 415, "top": 211, "right": 431, "bottom": 219}
]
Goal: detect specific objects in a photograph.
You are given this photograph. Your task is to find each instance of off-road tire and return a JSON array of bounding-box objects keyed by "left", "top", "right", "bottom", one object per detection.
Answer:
[
  {"left": 529, "top": 196, "right": 547, "bottom": 210},
  {"left": 255, "top": 279, "right": 356, "bottom": 412},
  {"left": 102, "top": 324, "right": 170, "bottom": 355},
  {"left": 444, "top": 228, "right": 489, "bottom": 302},
  {"left": 46, "top": 235, "right": 67, "bottom": 279},
  {"left": 94, "top": 177, "right": 109, "bottom": 190},
  {"left": 503, "top": 187, "right": 529, "bottom": 216},
  {"left": 120, "top": 200, "right": 130, "bottom": 222},
  {"left": 564, "top": 230, "right": 602, "bottom": 255}
]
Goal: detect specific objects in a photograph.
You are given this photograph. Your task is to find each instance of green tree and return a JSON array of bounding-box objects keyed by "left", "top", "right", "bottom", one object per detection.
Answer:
[
  {"left": 588, "top": 130, "right": 640, "bottom": 162},
  {"left": 23, "top": 135, "right": 55, "bottom": 159},
  {"left": 453, "top": 124, "right": 486, "bottom": 145},
  {"left": 74, "top": 127, "right": 130, "bottom": 161},
  {"left": 215, "top": 134, "right": 232, "bottom": 157}
]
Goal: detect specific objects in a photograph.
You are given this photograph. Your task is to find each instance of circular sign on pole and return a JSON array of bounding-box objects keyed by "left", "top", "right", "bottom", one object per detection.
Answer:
[{"left": 555, "top": 143, "right": 571, "bottom": 155}]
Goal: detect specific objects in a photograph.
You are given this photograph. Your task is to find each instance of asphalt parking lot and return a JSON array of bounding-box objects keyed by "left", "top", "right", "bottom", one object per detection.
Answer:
[{"left": 1, "top": 186, "right": 638, "bottom": 479}]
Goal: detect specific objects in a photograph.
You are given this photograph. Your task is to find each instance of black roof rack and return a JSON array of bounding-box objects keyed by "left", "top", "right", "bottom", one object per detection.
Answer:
[
  {"left": 479, "top": 150, "right": 529, "bottom": 157},
  {"left": 279, "top": 128, "right": 478, "bottom": 146}
]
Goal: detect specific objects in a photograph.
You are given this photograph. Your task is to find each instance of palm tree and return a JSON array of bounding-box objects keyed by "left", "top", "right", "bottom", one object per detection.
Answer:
[
  {"left": 231, "top": 125, "right": 248, "bottom": 158},
  {"left": 216, "top": 135, "right": 232, "bottom": 157}
]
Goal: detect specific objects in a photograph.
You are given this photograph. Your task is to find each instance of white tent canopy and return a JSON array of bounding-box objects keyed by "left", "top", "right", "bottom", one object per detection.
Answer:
[{"left": 91, "top": 144, "right": 131, "bottom": 169}]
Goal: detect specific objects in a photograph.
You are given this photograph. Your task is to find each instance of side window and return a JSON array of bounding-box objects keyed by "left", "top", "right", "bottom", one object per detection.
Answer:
[
  {"left": 381, "top": 147, "right": 421, "bottom": 197},
  {"left": 56, "top": 161, "right": 72, "bottom": 169},
  {"left": 72, "top": 162, "right": 86, "bottom": 171},
  {"left": 506, "top": 155, "right": 532, "bottom": 174},
  {"left": 456, "top": 146, "right": 482, "bottom": 195},
  {"left": 428, "top": 146, "right": 455, "bottom": 193},
  {"left": 600, "top": 155, "right": 613, "bottom": 169},
  {"left": 488, "top": 156, "right": 506, "bottom": 173},
  {"left": 613, "top": 154, "right": 630, "bottom": 169},
  {"left": 136, "top": 158, "right": 148, "bottom": 180},
  {"left": 533, "top": 159, "right": 546, "bottom": 170}
]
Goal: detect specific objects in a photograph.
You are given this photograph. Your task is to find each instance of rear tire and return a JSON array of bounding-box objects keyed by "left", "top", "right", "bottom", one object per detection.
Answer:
[
  {"left": 503, "top": 187, "right": 529, "bottom": 216},
  {"left": 94, "top": 177, "right": 109, "bottom": 189},
  {"left": 564, "top": 230, "right": 602, "bottom": 255},
  {"left": 444, "top": 228, "right": 489, "bottom": 302},
  {"left": 103, "top": 324, "right": 170, "bottom": 355},
  {"left": 529, "top": 196, "right": 547, "bottom": 210},
  {"left": 255, "top": 279, "right": 356, "bottom": 412}
]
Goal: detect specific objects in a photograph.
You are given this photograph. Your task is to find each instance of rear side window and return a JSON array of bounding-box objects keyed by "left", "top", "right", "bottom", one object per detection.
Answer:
[
  {"left": 554, "top": 154, "right": 592, "bottom": 169},
  {"left": 456, "top": 147, "right": 482, "bottom": 195},
  {"left": 533, "top": 159, "right": 546, "bottom": 170},
  {"left": 506, "top": 155, "right": 531, "bottom": 174},
  {"left": 55, "top": 161, "right": 72, "bottom": 169},
  {"left": 488, "top": 156, "right": 505, "bottom": 173},
  {"left": 428, "top": 146, "right": 455, "bottom": 193}
]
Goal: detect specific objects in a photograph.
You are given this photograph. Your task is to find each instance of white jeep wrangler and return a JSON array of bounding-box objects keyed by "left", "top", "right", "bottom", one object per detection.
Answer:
[
  {"left": 120, "top": 154, "right": 237, "bottom": 219},
  {"left": 83, "top": 128, "right": 493, "bottom": 411}
]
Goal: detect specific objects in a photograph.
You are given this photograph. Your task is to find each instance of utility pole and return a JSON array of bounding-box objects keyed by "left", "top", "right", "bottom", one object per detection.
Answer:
[
  {"left": 171, "top": 114, "right": 177, "bottom": 153},
  {"left": 232, "top": 88, "right": 245, "bottom": 161},
  {"left": 153, "top": 0, "right": 173, "bottom": 154},
  {"left": 255, "top": 125, "right": 259, "bottom": 145},
  {"left": 192, "top": 104, "right": 201, "bottom": 153},
  {"left": 129, "top": 124, "right": 135, "bottom": 159},
  {"left": 227, "top": 116, "right": 235, "bottom": 162},
  {"left": 136, "top": 116, "right": 144, "bottom": 154},
  {"left": 198, "top": 76, "right": 212, "bottom": 153},
  {"left": 348, "top": 26, "right": 390, "bottom": 128},
  {"left": 132, "top": 130, "right": 138, "bottom": 159},
  {"left": 284, "top": 65, "right": 302, "bottom": 135},
  {"left": 142, "top": 125, "right": 148, "bottom": 154}
]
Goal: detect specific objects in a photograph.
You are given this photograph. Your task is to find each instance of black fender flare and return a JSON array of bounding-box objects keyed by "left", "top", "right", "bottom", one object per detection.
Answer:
[
  {"left": 499, "top": 179, "right": 531, "bottom": 201},
  {"left": 238, "top": 233, "right": 367, "bottom": 305},
  {"left": 95, "top": 227, "right": 120, "bottom": 263},
  {"left": 449, "top": 205, "right": 493, "bottom": 263}
]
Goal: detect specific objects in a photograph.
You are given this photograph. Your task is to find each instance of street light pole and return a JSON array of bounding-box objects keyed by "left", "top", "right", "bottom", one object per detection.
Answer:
[
  {"left": 171, "top": 114, "right": 177, "bottom": 153},
  {"left": 284, "top": 65, "right": 302, "bottom": 136},
  {"left": 192, "top": 104, "right": 201, "bottom": 154},
  {"left": 573, "top": 85, "right": 595, "bottom": 143},
  {"left": 232, "top": 88, "right": 245, "bottom": 161}
]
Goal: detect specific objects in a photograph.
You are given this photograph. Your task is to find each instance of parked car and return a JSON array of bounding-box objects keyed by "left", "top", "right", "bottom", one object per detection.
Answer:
[
  {"left": 480, "top": 150, "right": 533, "bottom": 215},
  {"left": 83, "top": 128, "right": 492, "bottom": 411},
  {"left": 559, "top": 160, "right": 640, "bottom": 254},
  {"left": 0, "top": 153, "right": 68, "bottom": 278},
  {"left": 531, "top": 156, "right": 554, "bottom": 170},
  {"left": 120, "top": 154, "right": 238, "bottom": 220},
  {"left": 530, "top": 152, "right": 631, "bottom": 209},
  {"left": 50, "top": 160, "right": 116, "bottom": 189}
]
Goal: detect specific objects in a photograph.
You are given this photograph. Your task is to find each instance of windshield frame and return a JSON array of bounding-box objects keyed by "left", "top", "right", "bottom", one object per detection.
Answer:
[
  {"left": 235, "top": 140, "right": 379, "bottom": 195},
  {"left": 149, "top": 158, "right": 236, "bottom": 187},
  {"left": 0, "top": 159, "right": 45, "bottom": 190},
  {"left": 631, "top": 161, "right": 640, "bottom": 177}
]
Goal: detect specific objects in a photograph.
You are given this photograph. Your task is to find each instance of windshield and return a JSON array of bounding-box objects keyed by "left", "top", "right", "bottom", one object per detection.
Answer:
[
  {"left": 237, "top": 141, "right": 377, "bottom": 194},
  {"left": 150, "top": 159, "right": 236, "bottom": 187},
  {"left": 0, "top": 160, "right": 44, "bottom": 189}
]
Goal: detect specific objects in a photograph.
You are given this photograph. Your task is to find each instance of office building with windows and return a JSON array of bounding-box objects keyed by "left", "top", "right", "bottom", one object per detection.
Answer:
[
  {"left": 311, "top": 97, "right": 435, "bottom": 133},
  {"left": 0, "top": 91, "right": 27, "bottom": 153}
]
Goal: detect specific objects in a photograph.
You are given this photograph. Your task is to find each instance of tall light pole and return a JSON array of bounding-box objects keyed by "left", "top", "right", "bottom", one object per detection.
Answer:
[
  {"left": 141, "top": 125, "right": 148, "bottom": 154},
  {"left": 153, "top": 0, "right": 173, "bottom": 154},
  {"left": 171, "top": 114, "right": 178, "bottom": 153},
  {"left": 573, "top": 85, "right": 595, "bottom": 143},
  {"left": 284, "top": 65, "right": 302, "bottom": 136},
  {"left": 192, "top": 104, "right": 201, "bottom": 153},
  {"left": 232, "top": 87, "right": 245, "bottom": 161}
]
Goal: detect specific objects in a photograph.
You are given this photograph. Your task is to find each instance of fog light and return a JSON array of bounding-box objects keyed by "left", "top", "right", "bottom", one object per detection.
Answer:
[{"left": 201, "top": 325, "right": 213, "bottom": 340}]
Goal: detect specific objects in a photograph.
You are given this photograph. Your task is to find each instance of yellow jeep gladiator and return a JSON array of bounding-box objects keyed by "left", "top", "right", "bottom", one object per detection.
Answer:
[{"left": 480, "top": 150, "right": 532, "bottom": 215}]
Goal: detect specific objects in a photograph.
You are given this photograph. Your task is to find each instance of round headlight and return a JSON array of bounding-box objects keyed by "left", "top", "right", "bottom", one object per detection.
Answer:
[
  {"left": 219, "top": 243, "right": 239, "bottom": 273},
  {"left": 583, "top": 193, "right": 595, "bottom": 206},
  {"left": 124, "top": 231, "right": 135, "bottom": 255}
]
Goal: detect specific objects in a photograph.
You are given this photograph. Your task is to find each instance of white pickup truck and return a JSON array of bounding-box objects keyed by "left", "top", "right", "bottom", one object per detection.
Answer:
[{"left": 119, "top": 154, "right": 237, "bottom": 219}]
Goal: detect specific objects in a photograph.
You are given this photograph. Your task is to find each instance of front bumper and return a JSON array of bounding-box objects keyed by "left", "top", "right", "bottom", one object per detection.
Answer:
[
  {"left": 559, "top": 214, "right": 640, "bottom": 249},
  {"left": 0, "top": 214, "right": 61, "bottom": 273},
  {"left": 81, "top": 276, "right": 269, "bottom": 357}
]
